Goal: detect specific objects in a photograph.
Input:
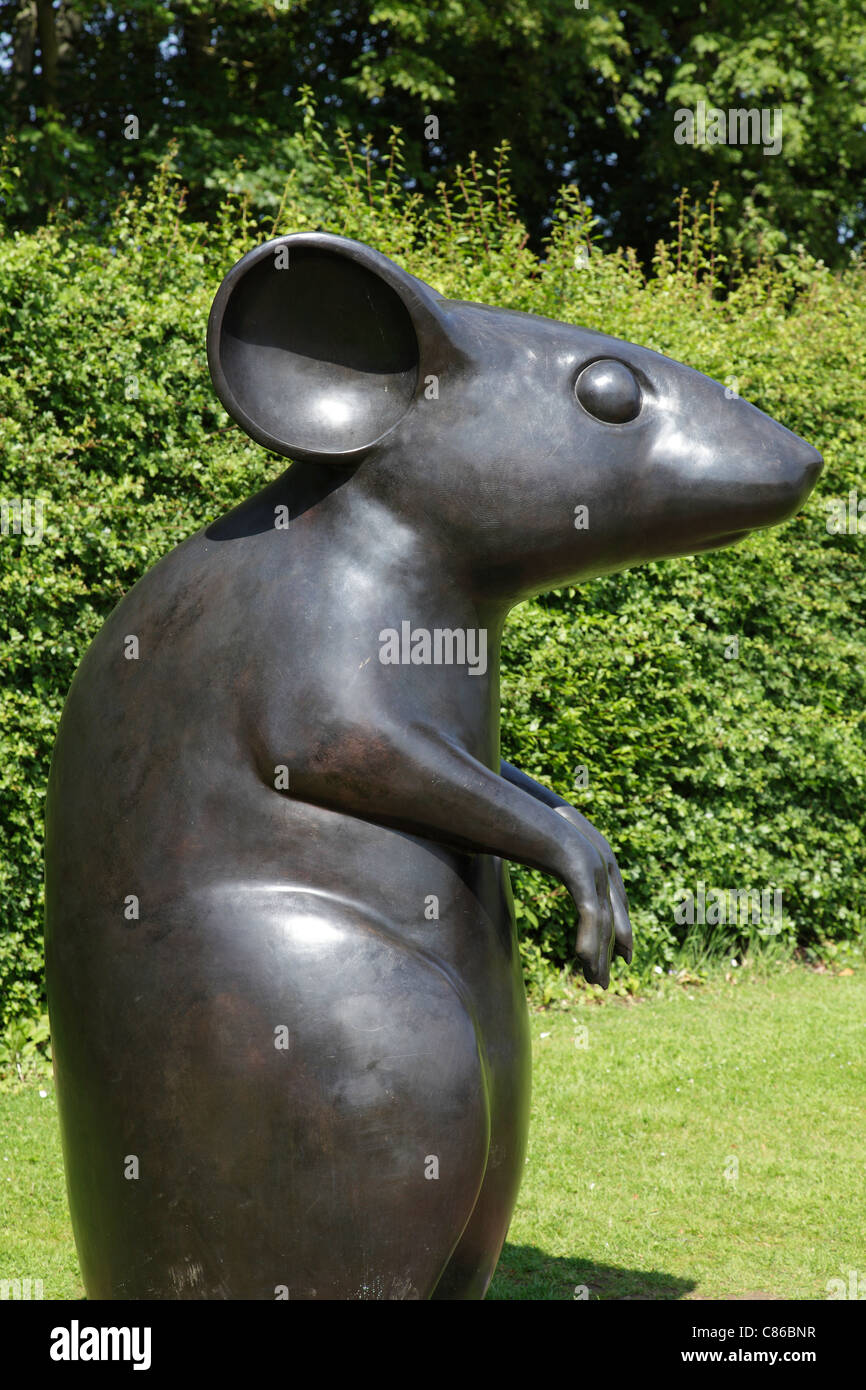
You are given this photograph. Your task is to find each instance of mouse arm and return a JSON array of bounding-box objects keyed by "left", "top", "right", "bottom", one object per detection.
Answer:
[
  {"left": 289, "top": 728, "right": 621, "bottom": 985},
  {"left": 500, "top": 760, "right": 632, "bottom": 967}
]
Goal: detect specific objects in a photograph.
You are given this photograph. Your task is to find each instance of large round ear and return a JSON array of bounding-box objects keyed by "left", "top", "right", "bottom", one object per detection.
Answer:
[{"left": 207, "top": 232, "right": 456, "bottom": 464}]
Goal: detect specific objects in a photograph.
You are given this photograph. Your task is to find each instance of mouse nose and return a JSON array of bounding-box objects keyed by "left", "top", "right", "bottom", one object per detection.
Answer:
[
  {"left": 803, "top": 443, "right": 824, "bottom": 484},
  {"left": 788, "top": 436, "right": 823, "bottom": 501},
  {"left": 729, "top": 414, "right": 824, "bottom": 529}
]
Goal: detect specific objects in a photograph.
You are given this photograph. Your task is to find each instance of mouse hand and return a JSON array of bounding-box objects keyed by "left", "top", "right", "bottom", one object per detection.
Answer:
[{"left": 553, "top": 805, "right": 633, "bottom": 985}]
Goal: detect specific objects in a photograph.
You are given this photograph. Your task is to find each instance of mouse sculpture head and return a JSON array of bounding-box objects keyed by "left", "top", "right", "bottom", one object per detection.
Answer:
[{"left": 208, "top": 231, "right": 823, "bottom": 605}]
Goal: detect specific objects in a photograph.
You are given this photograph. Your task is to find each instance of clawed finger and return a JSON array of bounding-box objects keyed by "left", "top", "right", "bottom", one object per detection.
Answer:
[
  {"left": 575, "top": 894, "right": 615, "bottom": 987},
  {"left": 611, "top": 889, "right": 633, "bottom": 965}
]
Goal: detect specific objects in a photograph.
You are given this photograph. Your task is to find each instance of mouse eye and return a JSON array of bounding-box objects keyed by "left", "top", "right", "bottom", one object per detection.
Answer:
[{"left": 575, "top": 359, "right": 641, "bottom": 424}]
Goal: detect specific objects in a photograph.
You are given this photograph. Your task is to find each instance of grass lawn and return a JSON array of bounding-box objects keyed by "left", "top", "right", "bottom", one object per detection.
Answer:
[
  {"left": 0, "top": 1079, "right": 83, "bottom": 1299},
  {"left": 490, "top": 964, "right": 865, "bottom": 1300},
  {"left": 0, "top": 964, "right": 862, "bottom": 1301}
]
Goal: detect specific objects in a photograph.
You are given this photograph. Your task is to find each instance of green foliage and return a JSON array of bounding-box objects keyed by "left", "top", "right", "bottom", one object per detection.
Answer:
[
  {"left": 1, "top": 2, "right": 864, "bottom": 268},
  {"left": 0, "top": 116, "right": 864, "bottom": 1024},
  {"left": 0, "top": 1012, "right": 51, "bottom": 1089}
]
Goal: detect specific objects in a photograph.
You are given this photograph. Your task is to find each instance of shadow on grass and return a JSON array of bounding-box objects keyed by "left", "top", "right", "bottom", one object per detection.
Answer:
[{"left": 488, "top": 1243, "right": 695, "bottom": 1301}]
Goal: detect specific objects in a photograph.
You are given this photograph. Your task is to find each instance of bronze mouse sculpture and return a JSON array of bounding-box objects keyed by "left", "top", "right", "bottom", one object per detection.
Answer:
[{"left": 45, "top": 233, "right": 823, "bottom": 1299}]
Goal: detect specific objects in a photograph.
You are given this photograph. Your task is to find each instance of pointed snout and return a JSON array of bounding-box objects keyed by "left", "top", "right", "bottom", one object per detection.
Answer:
[
  {"left": 706, "top": 394, "right": 825, "bottom": 531},
  {"left": 640, "top": 383, "right": 825, "bottom": 561},
  {"left": 791, "top": 437, "right": 824, "bottom": 497},
  {"left": 776, "top": 412, "right": 823, "bottom": 484},
  {"left": 765, "top": 424, "right": 824, "bottom": 522}
]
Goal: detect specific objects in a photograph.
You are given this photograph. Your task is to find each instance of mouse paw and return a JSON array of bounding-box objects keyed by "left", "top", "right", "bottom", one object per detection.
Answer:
[{"left": 554, "top": 804, "right": 633, "bottom": 982}]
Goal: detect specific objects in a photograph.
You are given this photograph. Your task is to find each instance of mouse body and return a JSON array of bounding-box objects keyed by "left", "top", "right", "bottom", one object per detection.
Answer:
[{"left": 44, "top": 233, "right": 822, "bottom": 1299}]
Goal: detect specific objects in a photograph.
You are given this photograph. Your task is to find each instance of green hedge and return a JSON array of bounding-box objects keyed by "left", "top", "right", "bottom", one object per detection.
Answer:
[{"left": 1, "top": 127, "right": 864, "bottom": 1023}]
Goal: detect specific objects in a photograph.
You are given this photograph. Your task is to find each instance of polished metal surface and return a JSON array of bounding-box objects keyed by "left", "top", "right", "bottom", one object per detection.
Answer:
[{"left": 44, "top": 233, "right": 822, "bottom": 1299}]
